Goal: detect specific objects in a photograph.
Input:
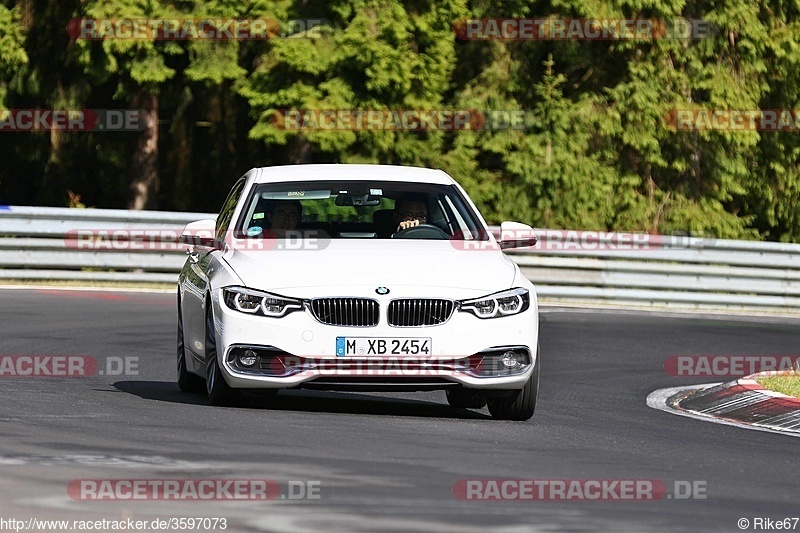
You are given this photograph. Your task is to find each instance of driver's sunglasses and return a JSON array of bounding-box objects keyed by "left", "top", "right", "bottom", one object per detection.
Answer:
[{"left": 399, "top": 212, "right": 427, "bottom": 222}]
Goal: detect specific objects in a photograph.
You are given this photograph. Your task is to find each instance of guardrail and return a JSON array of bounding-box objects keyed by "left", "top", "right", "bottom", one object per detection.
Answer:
[
  {"left": 2, "top": 206, "right": 800, "bottom": 314},
  {"left": 505, "top": 231, "right": 800, "bottom": 312},
  {"left": 0, "top": 206, "right": 206, "bottom": 284}
]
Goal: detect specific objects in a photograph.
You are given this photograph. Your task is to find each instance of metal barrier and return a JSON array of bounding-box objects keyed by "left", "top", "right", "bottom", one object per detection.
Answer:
[
  {"left": 505, "top": 230, "right": 800, "bottom": 312},
  {"left": 0, "top": 206, "right": 207, "bottom": 284},
  {"left": 2, "top": 206, "right": 800, "bottom": 314}
]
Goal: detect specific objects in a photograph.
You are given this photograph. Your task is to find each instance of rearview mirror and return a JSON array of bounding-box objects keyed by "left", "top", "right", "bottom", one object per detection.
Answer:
[{"left": 335, "top": 193, "right": 382, "bottom": 207}]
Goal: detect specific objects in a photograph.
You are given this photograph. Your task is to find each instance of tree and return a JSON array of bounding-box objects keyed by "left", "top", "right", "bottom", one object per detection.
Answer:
[
  {"left": 75, "top": 0, "right": 182, "bottom": 209},
  {"left": 0, "top": 0, "right": 798, "bottom": 243},
  {"left": 240, "top": 0, "right": 468, "bottom": 167},
  {"left": 0, "top": 3, "right": 27, "bottom": 107}
]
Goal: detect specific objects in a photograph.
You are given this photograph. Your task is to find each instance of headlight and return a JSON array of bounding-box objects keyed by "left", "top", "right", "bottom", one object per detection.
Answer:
[
  {"left": 223, "top": 287, "right": 304, "bottom": 318},
  {"left": 459, "top": 288, "right": 529, "bottom": 319}
]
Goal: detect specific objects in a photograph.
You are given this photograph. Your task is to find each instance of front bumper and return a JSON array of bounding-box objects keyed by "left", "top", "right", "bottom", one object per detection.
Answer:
[{"left": 214, "top": 289, "right": 538, "bottom": 391}]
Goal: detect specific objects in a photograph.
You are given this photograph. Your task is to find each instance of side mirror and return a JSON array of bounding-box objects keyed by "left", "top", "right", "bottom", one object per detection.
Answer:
[
  {"left": 180, "top": 219, "right": 217, "bottom": 249},
  {"left": 498, "top": 221, "right": 537, "bottom": 249}
]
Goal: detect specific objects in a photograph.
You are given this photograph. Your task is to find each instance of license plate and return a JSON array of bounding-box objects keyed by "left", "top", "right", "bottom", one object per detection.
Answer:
[{"left": 336, "top": 337, "right": 432, "bottom": 357}]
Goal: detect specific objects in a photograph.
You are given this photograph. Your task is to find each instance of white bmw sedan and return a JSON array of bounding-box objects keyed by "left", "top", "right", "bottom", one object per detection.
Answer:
[{"left": 177, "top": 164, "right": 540, "bottom": 420}]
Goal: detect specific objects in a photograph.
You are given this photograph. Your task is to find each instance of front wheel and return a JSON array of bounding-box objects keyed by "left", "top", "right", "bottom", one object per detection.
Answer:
[
  {"left": 487, "top": 345, "right": 540, "bottom": 421},
  {"left": 205, "top": 303, "right": 240, "bottom": 406},
  {"left": 177, "top": 297, "right": 204, "bottom": 393}
]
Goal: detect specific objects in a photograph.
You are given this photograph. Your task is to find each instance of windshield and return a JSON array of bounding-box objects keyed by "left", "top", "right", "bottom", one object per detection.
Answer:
[{"left": 234, "top": 180, "right": 489, "bottom": 241}]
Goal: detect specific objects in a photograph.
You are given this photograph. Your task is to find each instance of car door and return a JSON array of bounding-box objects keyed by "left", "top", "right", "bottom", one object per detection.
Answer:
[{"left": 182, "top": 178, "right": 246, "bottom": 372}]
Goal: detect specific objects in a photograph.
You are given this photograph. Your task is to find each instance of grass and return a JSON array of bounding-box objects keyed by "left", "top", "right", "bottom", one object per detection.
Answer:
[{"left": 756, "top": 372, "right": 800, "bottom": 399}]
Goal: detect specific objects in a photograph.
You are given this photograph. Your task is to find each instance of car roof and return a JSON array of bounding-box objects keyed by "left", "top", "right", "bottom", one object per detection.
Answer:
[{"left": 251, "top": 164, "right": 455, "bottom": 185}]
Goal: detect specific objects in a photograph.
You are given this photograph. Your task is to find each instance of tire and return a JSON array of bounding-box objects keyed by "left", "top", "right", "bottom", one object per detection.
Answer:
[
  {"left": 205, "top": 303, "right": 240, "bottom": 406},
  {"left": 177, "top": 296, "right": 204, "bottom": 393},
  {"left": 446, "top": 388, "right": 487, "bottom": 409},
  {"left": 487, "top": 345, "right": 540, "bottom": 421}
]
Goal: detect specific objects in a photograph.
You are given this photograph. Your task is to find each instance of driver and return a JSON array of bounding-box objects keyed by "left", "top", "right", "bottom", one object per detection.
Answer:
[
  {"left": 393, "top": 195, "right": 429, "bottom": 233},
  {"left": 266, "top": 200, "right": 302, "bottom": 237}
]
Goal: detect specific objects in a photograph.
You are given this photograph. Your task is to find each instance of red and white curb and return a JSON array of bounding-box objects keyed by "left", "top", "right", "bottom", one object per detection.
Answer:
[{"left": 647, "top": 371, "right": 800, "bottom": 437}]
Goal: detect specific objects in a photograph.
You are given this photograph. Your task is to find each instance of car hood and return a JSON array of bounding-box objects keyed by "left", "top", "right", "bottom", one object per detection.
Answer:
[{"left": 221, "top": 240, "right": 517, "bottom": 296}]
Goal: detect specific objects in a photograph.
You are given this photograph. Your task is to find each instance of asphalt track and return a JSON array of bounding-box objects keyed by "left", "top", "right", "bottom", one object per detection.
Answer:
[{"left": 0, "top": 288, "right": 798, "bottom": 532}]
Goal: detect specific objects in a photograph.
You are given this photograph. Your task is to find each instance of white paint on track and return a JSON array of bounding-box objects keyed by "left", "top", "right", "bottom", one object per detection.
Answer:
[
  {"left": 646, "top": 385, "right": 800, "bottom": 438},
  {"left": 0, "top": 454, "right": 213, "bottom": 469},
  {"left": 540, "top": 305, "right": 800, "bottom": 323}
]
